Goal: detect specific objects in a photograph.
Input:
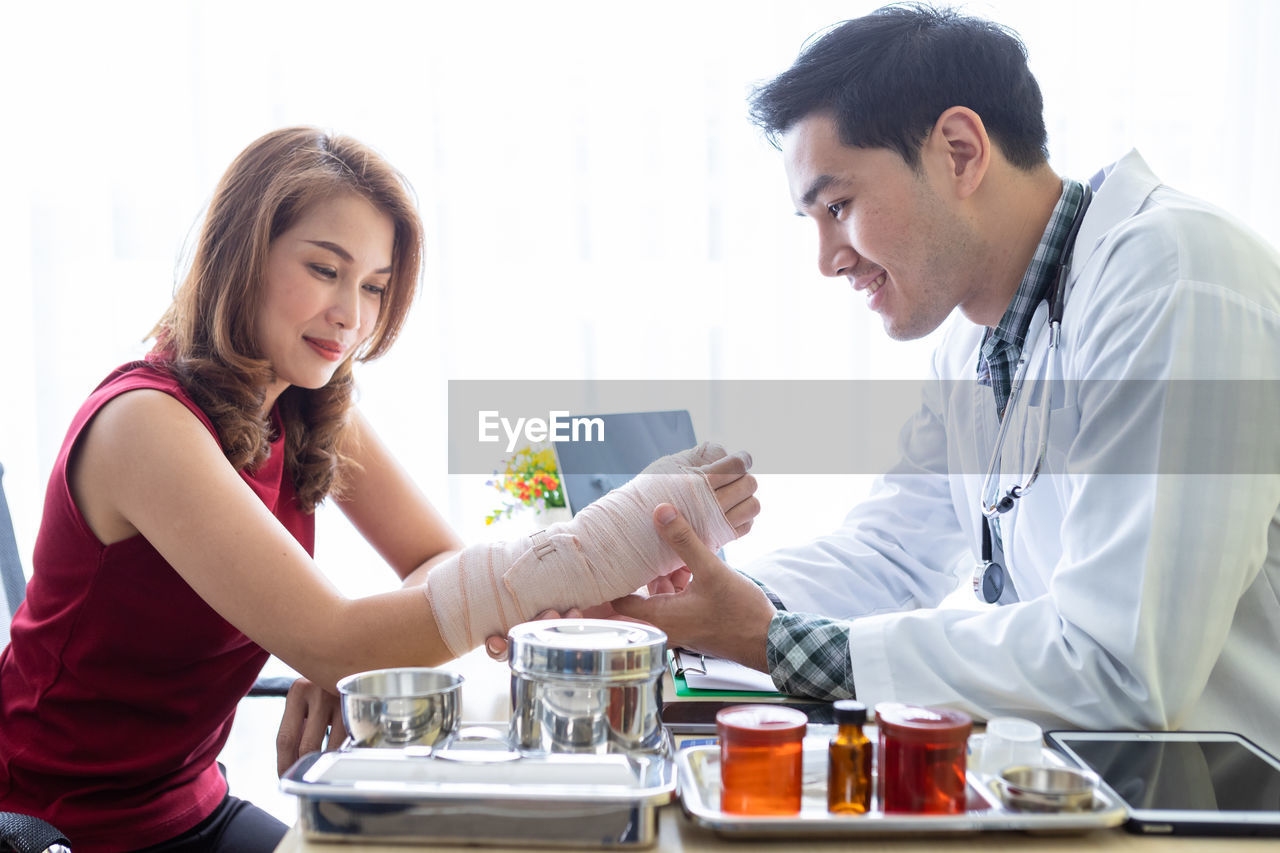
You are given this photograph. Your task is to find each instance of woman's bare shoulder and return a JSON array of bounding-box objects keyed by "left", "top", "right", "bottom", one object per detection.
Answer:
[{"left": 71, "top": 388, "right": 229, "bottom": 544}]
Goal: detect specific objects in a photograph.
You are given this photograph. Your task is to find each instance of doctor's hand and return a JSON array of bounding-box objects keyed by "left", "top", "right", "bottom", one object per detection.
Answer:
[
  {"left": 483, "top": 606, "right": 595, "bottom": 662},
  {"left": 611, "top": 504, "right": 775, "bottom": 673},
  {"left": 276, "top": 677, "right": 347, "bottom": 777}
]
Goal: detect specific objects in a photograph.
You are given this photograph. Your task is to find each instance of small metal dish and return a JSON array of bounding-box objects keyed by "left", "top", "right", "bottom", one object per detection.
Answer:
[
  {"left": 997, "top": 764, "right": 1098, "bottom": 812},
  {"left": 336, "top": 667, "right": 463, "bottom": 749}
]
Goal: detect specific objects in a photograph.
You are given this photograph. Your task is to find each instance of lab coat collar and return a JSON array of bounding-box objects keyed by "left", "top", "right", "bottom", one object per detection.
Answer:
[
  {"left": 1068, "top": 149, "right": 1161, "bottom": 285},
  {"left": 1019, "top": 152, "right": 1160, "bottom": 381}
]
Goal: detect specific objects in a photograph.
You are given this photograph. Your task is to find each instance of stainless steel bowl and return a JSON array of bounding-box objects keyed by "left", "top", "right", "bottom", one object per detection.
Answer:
[
  {"left": 997, "top": 764, "right": 1098, "bottom": 812},
  {"left": 336, "top": 667, "right": 463, "bottom": 749}
]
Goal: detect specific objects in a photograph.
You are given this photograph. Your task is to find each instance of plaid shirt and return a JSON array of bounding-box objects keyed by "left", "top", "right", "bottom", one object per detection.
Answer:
[
  {"left": 758, "top": 178, "right": 1087, "bottom": 700},
  {"left": 978, "top": 179, "right": 1087, "bottom": 415}
]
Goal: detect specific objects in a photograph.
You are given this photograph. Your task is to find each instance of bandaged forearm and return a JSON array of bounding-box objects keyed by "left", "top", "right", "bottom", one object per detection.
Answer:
[{"left": 425, "top": 444, "right": 738, "bottom": 656}]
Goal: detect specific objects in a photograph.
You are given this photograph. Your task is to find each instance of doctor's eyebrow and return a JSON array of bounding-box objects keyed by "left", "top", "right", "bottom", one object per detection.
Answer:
[
  {"left": 799, "top": 174, "right": 848, "bottom": 210},
  {"left": 305, "top": 240, "right": 393, "bottom": 275}
]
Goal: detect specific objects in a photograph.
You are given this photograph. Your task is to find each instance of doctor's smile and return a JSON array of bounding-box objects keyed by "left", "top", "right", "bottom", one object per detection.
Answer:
[{"left": 853, "top": 269, "right": 888, "bottom": 304}]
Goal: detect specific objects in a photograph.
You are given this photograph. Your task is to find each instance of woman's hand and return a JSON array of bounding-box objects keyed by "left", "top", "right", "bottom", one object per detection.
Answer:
[
  {"left": 704, "top": 449, "right": 760, "bottom": 537},
  {"left": 276, "top": 677, "right": 347, "bottom": 776},
  {"left": 481, "top": 448, "right": 758, "bottom": 660}
]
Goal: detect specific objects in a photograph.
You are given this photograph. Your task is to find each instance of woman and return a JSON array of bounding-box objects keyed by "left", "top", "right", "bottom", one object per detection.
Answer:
[{"left": 0, "top": 128, "right": 757, "bottom": 851}]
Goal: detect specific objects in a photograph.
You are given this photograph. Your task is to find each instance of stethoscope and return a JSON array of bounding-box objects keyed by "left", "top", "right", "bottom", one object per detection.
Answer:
[{"left": 972, "top": 183, "right": 1093, "bottom": 604}]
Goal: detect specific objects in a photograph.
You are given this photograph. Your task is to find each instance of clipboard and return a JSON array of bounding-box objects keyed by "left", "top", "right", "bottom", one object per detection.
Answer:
[{"left": 668, "top": 649, "right": 782, "bottom": 697}]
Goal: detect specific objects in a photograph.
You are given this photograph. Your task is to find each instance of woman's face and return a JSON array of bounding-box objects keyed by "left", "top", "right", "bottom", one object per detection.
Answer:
[{"left": 257, "top": 193, "right": 395, "bottom": 407}]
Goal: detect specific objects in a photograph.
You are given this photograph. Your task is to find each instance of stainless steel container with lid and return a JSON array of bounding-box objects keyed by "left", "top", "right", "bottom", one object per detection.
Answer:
[{"left": 507, "top": 618, "right": 668, "bottom": 755}]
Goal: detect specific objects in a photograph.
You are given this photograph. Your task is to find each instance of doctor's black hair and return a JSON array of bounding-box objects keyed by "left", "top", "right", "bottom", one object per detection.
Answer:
[{"left": 748, "top": 3, "right": 1049, "bottom": 171}]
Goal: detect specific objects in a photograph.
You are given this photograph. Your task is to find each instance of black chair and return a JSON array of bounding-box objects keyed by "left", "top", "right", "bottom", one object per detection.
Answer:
[{"left": 0, "top": 463, "right": 27, "bottom": 652}]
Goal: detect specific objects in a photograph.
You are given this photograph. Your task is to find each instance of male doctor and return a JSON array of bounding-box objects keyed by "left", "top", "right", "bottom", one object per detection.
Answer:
[{"left": 613, "top": 5, "right": 1280, "bottom": 754}]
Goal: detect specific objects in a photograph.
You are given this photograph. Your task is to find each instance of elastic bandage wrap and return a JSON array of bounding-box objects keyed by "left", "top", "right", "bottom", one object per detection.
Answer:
[{"left": 425, "top": 443, "right": 738, "bottom": 657}]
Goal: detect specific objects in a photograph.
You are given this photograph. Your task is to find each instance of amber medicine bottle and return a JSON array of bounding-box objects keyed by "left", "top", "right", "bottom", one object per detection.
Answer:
[{"left": 827, "top": 699, "right": 872, "bottom": 814}]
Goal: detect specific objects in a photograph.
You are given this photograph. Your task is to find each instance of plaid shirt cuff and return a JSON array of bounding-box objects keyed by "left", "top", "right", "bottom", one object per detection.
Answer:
[
  {"left": 765, "top": 611, "right": 856, "bottom": 700},
  {"left": 743, "top": 572, "right": 787, "bottom": 611}
]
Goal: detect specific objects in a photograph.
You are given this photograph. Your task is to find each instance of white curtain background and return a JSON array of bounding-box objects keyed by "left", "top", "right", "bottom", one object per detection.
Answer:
[{"left": 2, "top": 0, "right": 1278, "bottom": 598}]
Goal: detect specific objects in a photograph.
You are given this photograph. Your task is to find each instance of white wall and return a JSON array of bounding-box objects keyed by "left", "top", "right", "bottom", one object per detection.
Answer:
[{"left": 2, "top": 0, "right": 1276, "bottom": 597}]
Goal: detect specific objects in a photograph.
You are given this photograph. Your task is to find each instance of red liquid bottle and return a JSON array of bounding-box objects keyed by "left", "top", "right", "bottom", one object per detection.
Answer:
[{"left": 875, "top": 703, "right": 972, "bottom": 814}]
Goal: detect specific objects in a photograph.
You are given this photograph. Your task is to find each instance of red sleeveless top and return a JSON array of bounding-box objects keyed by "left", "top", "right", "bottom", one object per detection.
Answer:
[{"left": 0, "top": 361, "right": 314, "bottom": 851}]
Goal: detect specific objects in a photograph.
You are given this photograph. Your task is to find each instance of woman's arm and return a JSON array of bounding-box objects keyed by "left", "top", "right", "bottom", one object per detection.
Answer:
[
  {"left": 71, "top": 389, "right": 456, "bottom": 691},
  {"left": 73, "top": 390, "right": 758, "bottom": 692},
  {"left": 333, "top": 409, "right": 463, "bottom": 583}
]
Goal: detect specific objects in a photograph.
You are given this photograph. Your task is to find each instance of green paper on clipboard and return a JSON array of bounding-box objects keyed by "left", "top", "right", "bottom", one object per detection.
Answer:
[{"left": 668, "top": 648, "right": 783, "bottom": 697}]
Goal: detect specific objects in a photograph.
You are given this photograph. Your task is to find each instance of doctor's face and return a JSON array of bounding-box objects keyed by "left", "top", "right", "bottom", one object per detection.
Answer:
[{"left": 782, "top": 113, "right": 977, "bottom": 341}]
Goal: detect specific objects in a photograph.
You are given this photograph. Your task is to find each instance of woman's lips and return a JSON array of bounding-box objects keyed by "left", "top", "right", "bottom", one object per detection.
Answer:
[{"left": 304, "top": 337, "right": 344, "bottom": 362}]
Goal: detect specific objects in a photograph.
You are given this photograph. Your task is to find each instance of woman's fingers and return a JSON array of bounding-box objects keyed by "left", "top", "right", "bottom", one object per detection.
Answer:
[
  {"left": 276, "top": 678, "right": 343, "bottom": 776},
  {"left": 702, "top": 451, "right": 754, "bottom": 490},
  {"left": 328, "top": 703, "right": 348, "bottom": 751}
]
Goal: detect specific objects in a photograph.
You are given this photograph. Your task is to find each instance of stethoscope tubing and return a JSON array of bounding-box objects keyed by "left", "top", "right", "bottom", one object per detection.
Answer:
[
  {"left": 974, "top": 182, "right": 1093, "bottom": 602},
  {"left": 979, "top": 183, "right": 1093, "bottom": 520}
]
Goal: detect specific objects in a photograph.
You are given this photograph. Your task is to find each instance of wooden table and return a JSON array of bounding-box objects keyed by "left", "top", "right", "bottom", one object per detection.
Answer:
[{"left": 273, "top": 649, "right": 1277, "bottom": 852}]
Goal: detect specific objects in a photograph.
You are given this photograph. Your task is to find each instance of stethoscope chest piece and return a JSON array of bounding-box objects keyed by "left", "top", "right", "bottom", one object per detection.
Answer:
[{"left": 972, "top": 559, "right": 1005, "bottom": 604}]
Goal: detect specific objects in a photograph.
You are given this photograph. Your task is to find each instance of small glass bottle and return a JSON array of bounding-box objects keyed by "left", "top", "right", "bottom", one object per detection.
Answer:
[
  {"left": 827, "top": 699, "right": 872, "bottom": 814},
  {"left": 716, "top": 704, "right": 808, "bottom": 815}
]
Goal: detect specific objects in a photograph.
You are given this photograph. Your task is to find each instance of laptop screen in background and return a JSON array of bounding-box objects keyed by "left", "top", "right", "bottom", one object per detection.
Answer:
[{"left": 553, "top": 410, "right": 696, "bottom": 514}]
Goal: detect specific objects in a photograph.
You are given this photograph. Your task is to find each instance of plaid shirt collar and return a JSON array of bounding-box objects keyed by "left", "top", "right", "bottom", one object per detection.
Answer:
[{"left": 978, "top": 178, "right": 1086, "bottom": 416}]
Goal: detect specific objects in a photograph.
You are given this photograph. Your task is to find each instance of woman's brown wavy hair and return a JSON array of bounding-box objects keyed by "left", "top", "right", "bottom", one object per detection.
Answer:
[{"left": 149, "top": 127, "right": 422, "bottom": 512}]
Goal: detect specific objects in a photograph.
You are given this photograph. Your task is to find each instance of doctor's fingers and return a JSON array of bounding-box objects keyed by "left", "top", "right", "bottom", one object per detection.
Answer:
[
  {"left": 608, "top": 592, "right": 672, "bottom": 636},
  {"left": 484, "top": 608, "right": 581, "bottom": 661},
  {"left": 648, "top": 566, "right": 692, "bottom": 595},
  {"left": 653, "top": 504, "right": 731, "bottom": 577},
  {"left": 701, "top": 451, "right": 754, "bottom": 490},
  {"left": 610, "top": 573, "right": 715, "bottom": 649}
]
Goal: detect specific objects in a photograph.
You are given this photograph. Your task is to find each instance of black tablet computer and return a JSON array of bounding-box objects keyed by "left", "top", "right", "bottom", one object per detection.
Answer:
[
  {"left": 1046, "top": 730, "right": 1280, "bottom": 836},
  {"left": 552, "top": 410, "right": 697, "bottom": 515},
  {"left": 662, "top": 700, "right": 837, "bottom": 734}
]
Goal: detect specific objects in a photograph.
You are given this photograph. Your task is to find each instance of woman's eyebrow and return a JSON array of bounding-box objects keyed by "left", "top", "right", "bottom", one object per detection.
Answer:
[{"left": 305, "top": 239, "right": 392, "bottom": 274}]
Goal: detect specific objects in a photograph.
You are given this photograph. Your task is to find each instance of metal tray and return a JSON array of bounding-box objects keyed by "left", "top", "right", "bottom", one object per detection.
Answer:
[
  {"left": 280, "top": 729, "right": 676, "bottom": 848},
  {"left": 676, "top": 732, "right": 1128, "bottom": 837}
]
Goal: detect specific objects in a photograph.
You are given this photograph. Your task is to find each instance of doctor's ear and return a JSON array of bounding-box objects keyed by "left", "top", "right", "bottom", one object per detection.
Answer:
[{"left": 927, "top": 107, "right": 990, "bottom": 200}]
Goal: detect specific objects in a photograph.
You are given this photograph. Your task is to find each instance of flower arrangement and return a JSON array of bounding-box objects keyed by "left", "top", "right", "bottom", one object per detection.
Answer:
[{"left": 485, "top": 445, "right": 566, "bottom": 525}]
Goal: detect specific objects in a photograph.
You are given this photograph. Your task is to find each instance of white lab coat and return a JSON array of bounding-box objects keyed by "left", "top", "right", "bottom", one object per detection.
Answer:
[{"left": 748, "top": 151, "right": 1280, "bottom": 755}]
